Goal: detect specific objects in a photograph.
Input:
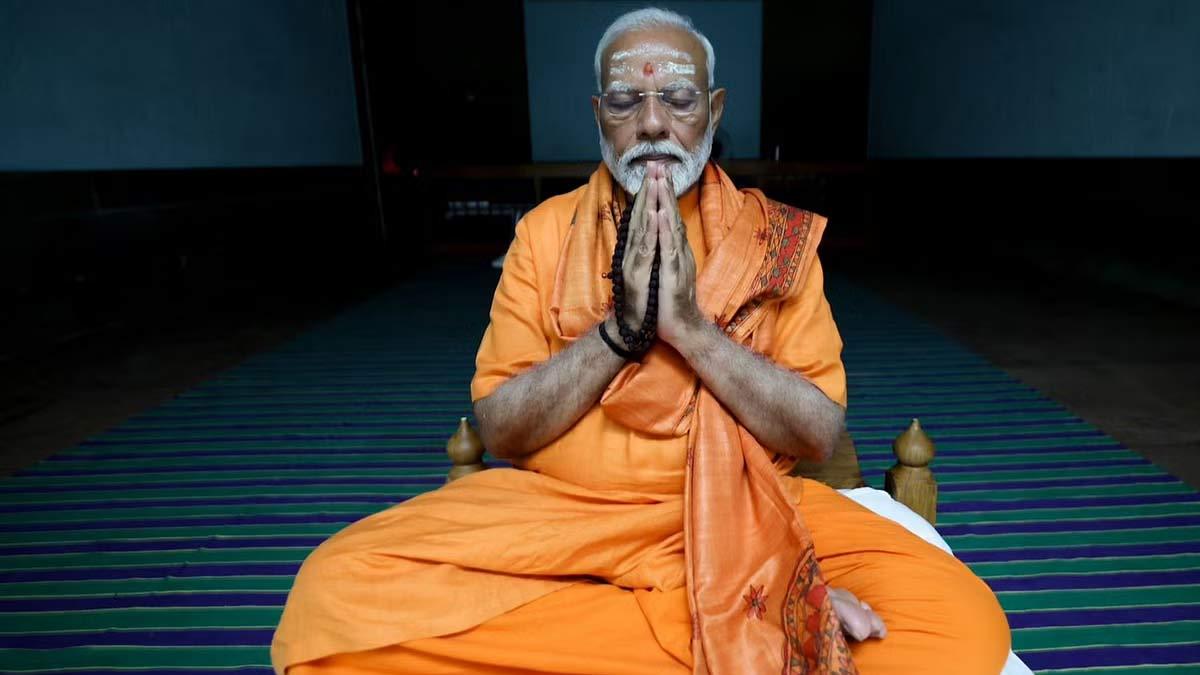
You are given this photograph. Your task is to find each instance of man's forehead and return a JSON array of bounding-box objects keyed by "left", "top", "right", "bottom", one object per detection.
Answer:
[
  {"left": 609, "top": 42, "right": 694, "bottom": 63},
  {"left": 605, "top": 27, "right": 704, "bottom": 63},
  {"left": 603, "top": 30, "right": 706, "bottom": 88}
]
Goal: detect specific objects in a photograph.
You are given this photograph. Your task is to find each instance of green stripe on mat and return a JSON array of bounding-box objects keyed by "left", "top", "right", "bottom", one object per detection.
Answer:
[
  {"left": 0, "top": 576, "right": 297, "bottom": 599},
  {"left": 0, "top": 548, "right": 311, "bottom": 571},
  {"left": 1013, "top": 621, "right": 1200, "bottom": 651},
  {"left": 0, "top": 607, "right": 282, "bottom": 633},
  {"left": 1036, "top": 662, "right": 1200, "bottom": 667},
  {"left": 969, "top": 554, "right": 1200, "bottom": 578},
  {"left": 0, "top": 646, "right": 270, "bottom": 670}
]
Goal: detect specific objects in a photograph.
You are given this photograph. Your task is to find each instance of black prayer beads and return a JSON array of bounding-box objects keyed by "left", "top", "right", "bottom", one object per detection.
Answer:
[{"left": 609, "top": 204, "right": 660, "bottom": 357}]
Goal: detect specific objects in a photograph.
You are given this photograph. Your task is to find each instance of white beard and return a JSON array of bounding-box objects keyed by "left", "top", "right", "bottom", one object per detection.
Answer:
[{"left": 600, "top": 123, "right": 714, "bottom": 197}]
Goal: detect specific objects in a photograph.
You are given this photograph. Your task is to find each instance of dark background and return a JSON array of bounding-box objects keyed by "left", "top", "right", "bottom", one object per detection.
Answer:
[{"left": 2, "top": 0, "right": 1197, "bottom": 428}]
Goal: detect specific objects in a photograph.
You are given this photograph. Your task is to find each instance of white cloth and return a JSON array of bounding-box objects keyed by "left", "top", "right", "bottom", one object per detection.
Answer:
[{"left": 837, "top": 487, "right": 1034, "bottom": 675}]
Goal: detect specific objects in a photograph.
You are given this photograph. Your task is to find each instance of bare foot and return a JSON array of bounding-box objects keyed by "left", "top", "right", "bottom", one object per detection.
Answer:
[{"left": 830, "top": 587, "right": 887, "bottom": 641}]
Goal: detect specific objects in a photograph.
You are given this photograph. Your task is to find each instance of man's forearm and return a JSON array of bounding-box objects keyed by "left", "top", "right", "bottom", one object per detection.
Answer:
[
  {"left": 473, "top": 317, "right": 627, "bottom": 459},
  {"left": 673, "top": 320, "right": 844, "bottom": 461}
]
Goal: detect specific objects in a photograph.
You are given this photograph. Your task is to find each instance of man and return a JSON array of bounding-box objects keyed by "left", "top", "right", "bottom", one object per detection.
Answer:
[{"left": 273, "top": 8, "right": 1010, "bottom": 674}]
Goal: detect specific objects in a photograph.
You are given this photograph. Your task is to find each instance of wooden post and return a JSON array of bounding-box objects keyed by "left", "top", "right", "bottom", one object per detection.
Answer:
[
  {"left": 790, "top": 429, "right": 866, "bottom": 489},
  {"left": 885, "top": 418, "right": 938, "bottom": 525},
  {"left": 446, "top": 417, "right": 487, "bottom": 482}
]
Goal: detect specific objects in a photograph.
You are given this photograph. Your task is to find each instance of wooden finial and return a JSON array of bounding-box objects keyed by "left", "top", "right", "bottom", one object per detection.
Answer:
[
  {"left": 446, "top": 417, "right": 486, "bottom": 482},
  {"left": 884, "top": 418, "right": 938, "bottom": 525},
  {"left": 893, "top": 418, "right": 935, "bottom": 467}
]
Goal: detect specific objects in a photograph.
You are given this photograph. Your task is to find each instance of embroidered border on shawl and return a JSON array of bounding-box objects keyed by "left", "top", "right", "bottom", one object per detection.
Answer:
[
  {"left": 755, "top": 202, "right": 815, "bottom": 300},
  {"left": 781, "top": 553, "right": 855, "bottom": 674},
  {"left": 720, "top": 201, "right": 815, "bottom": 337},
  {"left": 722, "top": 299, "right": 761, "bottom": 336}
]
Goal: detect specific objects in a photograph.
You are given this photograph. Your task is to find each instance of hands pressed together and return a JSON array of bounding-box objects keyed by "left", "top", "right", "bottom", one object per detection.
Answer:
[{"left": 613, "top": 162, "right": 704, "bottom": 347}]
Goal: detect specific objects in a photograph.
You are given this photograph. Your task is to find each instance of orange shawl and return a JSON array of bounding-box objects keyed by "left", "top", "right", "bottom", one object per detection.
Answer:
[{"left": 550, "top": 163, "right": 854, "bottom": 673}]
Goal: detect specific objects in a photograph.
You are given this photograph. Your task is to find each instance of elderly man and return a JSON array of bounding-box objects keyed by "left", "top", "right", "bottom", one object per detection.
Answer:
[{"left": 272, "top": 8, "right": 1010, "bottom": 674}]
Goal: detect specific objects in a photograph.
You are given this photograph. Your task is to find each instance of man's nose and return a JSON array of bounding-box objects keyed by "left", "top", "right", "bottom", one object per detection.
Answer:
[{"left": 635, "top": 95, "right": 670, "bottom": 142}]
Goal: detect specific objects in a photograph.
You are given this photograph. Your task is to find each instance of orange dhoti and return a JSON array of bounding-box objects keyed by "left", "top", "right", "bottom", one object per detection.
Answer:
[
  {"left": 272, "top": 163, "right": 1010, "bottom": 673},
  {"left": 279, "top": 475, "right": 1008, "bottom": 675}
]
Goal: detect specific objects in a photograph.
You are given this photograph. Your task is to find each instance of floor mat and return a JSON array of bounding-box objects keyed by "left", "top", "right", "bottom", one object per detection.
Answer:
[{"left": 1, "top": 269, "right": 1196, "bottom": 673}]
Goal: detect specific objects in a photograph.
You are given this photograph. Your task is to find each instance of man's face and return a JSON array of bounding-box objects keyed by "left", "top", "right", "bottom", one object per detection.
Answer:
[{"left": 593, "top": 27, "right": 726, "bottom": 196}]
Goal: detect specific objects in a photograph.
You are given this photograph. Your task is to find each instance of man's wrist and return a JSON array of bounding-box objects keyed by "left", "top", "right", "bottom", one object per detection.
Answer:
[
  {"left": 671, "top": 317, "right": 721, "bottom": 363},
  {"left": 597, "top": 315, "right": 636, "bottom": 362}
]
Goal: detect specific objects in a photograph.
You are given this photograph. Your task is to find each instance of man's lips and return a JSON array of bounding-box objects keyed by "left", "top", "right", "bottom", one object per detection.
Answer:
[{"left": 633, "top": 154, "right": 678, "bottom": 163}]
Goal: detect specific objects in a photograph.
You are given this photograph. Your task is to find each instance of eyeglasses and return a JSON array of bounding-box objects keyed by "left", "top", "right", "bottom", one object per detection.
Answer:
[{"left": 598, "top": 86, "right": 709, "bottom": 121}]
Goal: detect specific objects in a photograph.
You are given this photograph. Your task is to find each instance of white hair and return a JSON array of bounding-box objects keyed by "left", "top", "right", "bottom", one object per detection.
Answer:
[
  {"left": 594, "top": 7, "right": 715, "bottom": 92},
  {"left": 600, "top": 125, "right": 714, "bottom": 197}
]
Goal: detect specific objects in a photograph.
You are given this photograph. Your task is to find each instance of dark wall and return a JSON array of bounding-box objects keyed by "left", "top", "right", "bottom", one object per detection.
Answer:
[
  {"left": 0, "top": 0, "right": 361, "bottom": 171},
  {"left": 869, "top": 0, "right": 1200, "bottom": 158},
  {"left": 2, "top": 1, "right": 382, "bottom": 353},
  {"left": 0, "top": 166, "right": 380, "bottom": 360},
  {"left": 761, "top": 1, "right": 873, "bottom": 161},
  {"left": 0, "top": 169, "right": 376, "bottom": 295},
  {"left": 861, "top": 1, "right": 1199, "bottom": 287},
  {"left": 360, "top": 0, "right": 531, "bottom": 166},
  {"left": 867, "top": 159, "right": 1199, "bottom": 261}
]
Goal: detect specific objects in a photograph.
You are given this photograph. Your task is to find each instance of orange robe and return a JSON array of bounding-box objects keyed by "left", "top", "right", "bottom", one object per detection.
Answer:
[{"left": 272, "top": 164, "right": 1010, "bottom": 674}]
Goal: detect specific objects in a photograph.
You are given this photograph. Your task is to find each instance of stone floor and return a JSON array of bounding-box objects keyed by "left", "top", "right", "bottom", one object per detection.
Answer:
[{"left": 2, "top": 260, "right": 1197, "bottom": 490}]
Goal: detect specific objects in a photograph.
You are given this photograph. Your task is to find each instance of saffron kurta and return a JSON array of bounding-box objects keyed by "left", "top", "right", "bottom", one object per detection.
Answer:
[{"left": 272, "top": 165, "right": 1010, "bottom": 674}]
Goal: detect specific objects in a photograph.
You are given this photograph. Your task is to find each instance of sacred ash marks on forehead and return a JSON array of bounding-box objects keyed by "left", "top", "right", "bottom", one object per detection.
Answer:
[{"left": 606, "top": 43, "right": 697, "bottom": 87}]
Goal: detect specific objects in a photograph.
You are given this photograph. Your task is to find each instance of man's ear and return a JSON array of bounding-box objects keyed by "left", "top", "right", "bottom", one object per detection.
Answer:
[
  {"left": 592, "top": 95, "right": 602, "bottom": 128},
  {"left": 708, "top": 88, "right": 727, "bottom": 133}
]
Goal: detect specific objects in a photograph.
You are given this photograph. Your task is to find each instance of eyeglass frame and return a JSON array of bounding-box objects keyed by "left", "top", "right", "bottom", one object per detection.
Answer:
[{"left": 595, "top": 86, "right": 713, "bottom": 121}]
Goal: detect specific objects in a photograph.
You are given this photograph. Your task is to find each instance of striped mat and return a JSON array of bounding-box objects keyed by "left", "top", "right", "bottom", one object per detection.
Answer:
[{"left": 1, "top": 267, "right": 1197, "bottom": 674}]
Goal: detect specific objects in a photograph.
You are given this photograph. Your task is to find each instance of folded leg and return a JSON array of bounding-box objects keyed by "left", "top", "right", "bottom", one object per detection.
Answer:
[
  {"left": 291, "top": 479, "right": 1009, "bottom": 675},
  {"left": 289, "top": 582, "right": 691, "bottom": 675},
  {"left": 796, "top": 479, "right": 1011, "bottom": 674}
]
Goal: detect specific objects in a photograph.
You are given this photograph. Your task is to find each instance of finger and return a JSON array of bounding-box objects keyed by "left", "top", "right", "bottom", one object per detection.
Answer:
[
  {"left": 642, "top": 206, "right": 659, "bottom": 252},
  {"left": 832, "top": 593, "right": 869, "bottom": 642},
  {"left": 670, "top": 211, "right": 684, "bottom": 260},
  {"left": 624, "top": 177, "right": 649, "bottom": 250},
  {"left": 871, "top": 611, "right": 887, "bottom": 639},
  {"left": 845, "top": 614, "right": 870, "bottom": 642},
  {"left": 663, "top": 175, "right": 683, "bottom": 234},
  {"left": 857, "top": 600, "right": 886, "bottom": 638},
  {"left": 646, "top": 210, "right": 659, "bottom": 253},
  {"left": 645, "top": 165, "right": 660, "bottom": 220},
  {"left": 642, "top": 171, "right": 662, "bottom": 258},
  {"left": 658, "top": 214, "right": 675, "bottom": 258},
  {"left": 624, "top": 174, "right": 652, "bottom": 253},
  {"left": 654, "top": 175, "right": 671, "bottom": 236}
]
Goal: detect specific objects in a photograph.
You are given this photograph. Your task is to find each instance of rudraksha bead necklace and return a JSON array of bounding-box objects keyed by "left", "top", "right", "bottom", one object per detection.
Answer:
[{"left": 608, "top": 203, "right": 660, "bottom": 356}]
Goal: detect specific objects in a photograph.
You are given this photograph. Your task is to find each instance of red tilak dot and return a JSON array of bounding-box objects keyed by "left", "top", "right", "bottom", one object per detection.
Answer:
[{"left": 643, "top": 62, "right": 654, "bottom": 76}]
